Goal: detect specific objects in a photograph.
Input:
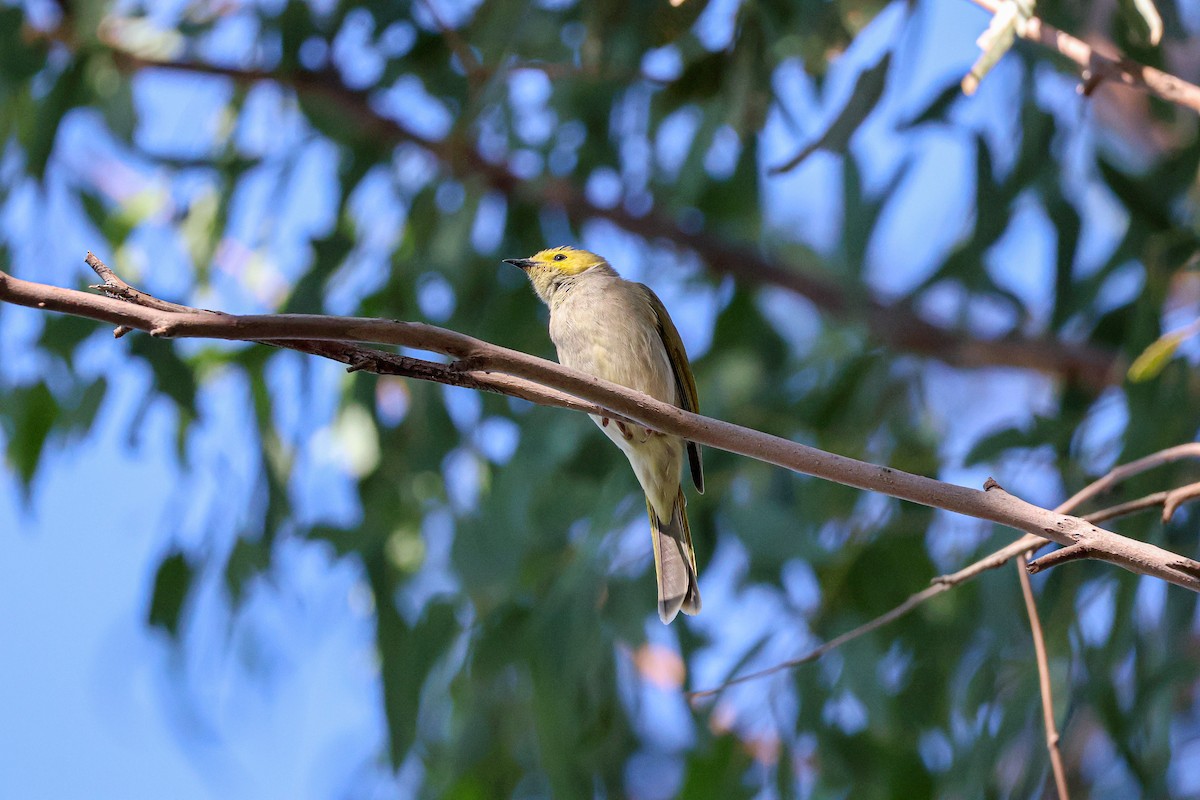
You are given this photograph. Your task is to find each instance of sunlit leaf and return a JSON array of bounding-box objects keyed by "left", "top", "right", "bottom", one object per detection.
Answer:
[{"left": 1128, "top": 329, "right": 1187, "bottom": 382}]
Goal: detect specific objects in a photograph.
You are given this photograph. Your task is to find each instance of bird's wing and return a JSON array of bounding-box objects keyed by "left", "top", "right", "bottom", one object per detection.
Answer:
[{"left": 641, "top": 284, "right": 704, "bottom": 494}]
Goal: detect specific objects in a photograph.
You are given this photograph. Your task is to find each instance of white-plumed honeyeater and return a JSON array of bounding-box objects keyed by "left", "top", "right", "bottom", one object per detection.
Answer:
[{"left": 505, "top": 246, "right": 703, "bottom": 623}]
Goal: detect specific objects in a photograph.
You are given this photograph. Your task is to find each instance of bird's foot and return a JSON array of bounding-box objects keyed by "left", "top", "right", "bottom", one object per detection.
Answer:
[
  {"left": 601, "top": 416, "right": 610, "bottom": 428},
  {"left": 615, "top": 420, "right": 635, "bottom": 441}
]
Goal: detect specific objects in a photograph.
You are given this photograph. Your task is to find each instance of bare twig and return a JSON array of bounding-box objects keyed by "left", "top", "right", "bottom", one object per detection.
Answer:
[
  {"left": 77, "top": 253, "right": 628, "bottom": 422},
  {"left": 1060, "top": 443, "right": 1200, "bottom": 511},
  {"left": 1083, "top": 492, "right": 1172, "bottom": 524},
  {"left": 86, "top": 251, "right": 217, "bottom": 316},
  {"left": 1053, "top": 482, "right": 1200, "bottom": 527},
  {"left": 2, "top": 259, "right": 1197, "bottom": 592},
  {"left": 1027, "top": 543, "right": 1093, "bottom": 573},
  {"left": 687, "top": 535, "right": 1043, "bottom": 700},
  {"left": 1163, "top": 481, "right": 1200, "bottom": 521},
  {"left": 1016, "top": 554, "right": 1071, "bottom": 799},
  {"left": 690, "top": 446, "right": 1200, "bottom": 698},
  {"left": 965, "top": 0, "right": 1200, "bottom": 112},
  {"left": 688, "top": 582, "right": 947, "bottom": 700},
  {"left": 1021, "top": 459, "right": 1200, "bottom": 573}
]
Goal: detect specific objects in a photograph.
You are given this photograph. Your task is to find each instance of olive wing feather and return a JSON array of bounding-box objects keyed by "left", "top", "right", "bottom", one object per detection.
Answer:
[{"left": 640, "top": 284, "right": 704, "bottom": 494}]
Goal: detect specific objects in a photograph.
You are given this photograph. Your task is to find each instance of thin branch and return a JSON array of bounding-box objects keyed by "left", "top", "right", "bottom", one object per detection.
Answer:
[
  {"left": 690, "top": 447, "right": 1200, "bottom": 698},
  {"left": 965, "top": 0, "right": 1200, "bottom": 112},
  {"left": 1061, "top": 482, "right": 1200, "bottom": 527},
  {"left": 1083, "top": 491, "right": 1171, "bottom": 524},
  {"left": 1060, "top": 443, "right": 1200, "bottom": 512},
  {"left": 687, "top": 535, "right": 1046, "bottom": 700},
  {"left": 1017, "top": 554, "right": 1071, "bottom": 799},
  {"left": 78, "top": 44, "right": 1120, "bottom": 389},
  {"left": 79, "top": 254, "right": 628, "bottom": 422},
  {"left": 1163, "top": 480, "right": 1200, "bottom": 521},
  {"left": 689, "top": 583, "right": 947, "bottom": 700},
  {"left": 1027, "top": 543, "right": 1093, "bottom": 573},
  {"left": 2, "top": 260, "right": 1197, "bottom": 594}
]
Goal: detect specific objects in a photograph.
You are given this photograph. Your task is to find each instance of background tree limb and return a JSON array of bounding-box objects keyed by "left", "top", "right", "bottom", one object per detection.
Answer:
[{"left": 51, "top": 34, "right": 1121, "bottom": 390}]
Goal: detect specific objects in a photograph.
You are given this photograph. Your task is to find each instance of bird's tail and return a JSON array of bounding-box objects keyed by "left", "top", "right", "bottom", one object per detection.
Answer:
[{"left": 647, "top": 487, "right": 701, "bottom": 624}]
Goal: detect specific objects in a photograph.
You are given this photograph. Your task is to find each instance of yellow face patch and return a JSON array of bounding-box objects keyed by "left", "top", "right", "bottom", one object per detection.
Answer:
[{"left": 529, "top": 246, "right": 607, "bottom": 276}]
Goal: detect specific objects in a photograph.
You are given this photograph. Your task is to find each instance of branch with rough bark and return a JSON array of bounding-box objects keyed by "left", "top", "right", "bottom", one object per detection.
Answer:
[
  {"left": 57, "top": 36, "right": 1118, "bottom": 389},
  {"left": 966, "top": 0, "right": 1200, "bottom": 112},
  {"left": 2, "top": 255, "right": 1198, "bottom": 595}
]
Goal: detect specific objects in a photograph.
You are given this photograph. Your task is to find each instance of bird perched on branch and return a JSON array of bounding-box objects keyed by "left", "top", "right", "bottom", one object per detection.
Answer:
[{"left": 504, "top": 246, "right": 704, "bottom": 623}]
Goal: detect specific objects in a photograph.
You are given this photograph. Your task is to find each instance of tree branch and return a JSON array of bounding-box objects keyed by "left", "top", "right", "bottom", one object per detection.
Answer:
[
  {"left": 1017, "top": 554, "right": 1071, "bottom": 799},
  {"left": 80, "top": 43, "right": 1120, "bottom": 389},
  {"left": 966, "top": 0, "right": 1200, "bottom": 112},
  {"left": 688, "top": 534, "right": 1051, "bottom": 700},
  {"left": 1, "top": 257, "right": 1197, "bottom": 593},
  {"left": 80, "top": 254, "right": 629, "bottom": 422},
  {"left": 1027, "top": 543, "right": 1094, "bottom": 574},
  {"left": 1060, "top": 443, "right": 1200, "bottom": 510},
  {"left": 690, "top": 445, "right": 1200, "bottom": 698},
  {"left": 1162, "top": 481, "right": 1200, "bottom": 522}
]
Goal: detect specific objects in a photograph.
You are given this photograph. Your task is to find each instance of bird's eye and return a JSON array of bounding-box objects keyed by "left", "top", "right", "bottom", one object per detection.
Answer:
[{"left": 553, "top": 253, "right": 566, "bottom": 261}]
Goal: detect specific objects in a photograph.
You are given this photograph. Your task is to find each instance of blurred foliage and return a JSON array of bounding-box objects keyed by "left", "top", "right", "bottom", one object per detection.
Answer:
[{"left": 2, "top": 0, "right": 1200, "bottom": 797}]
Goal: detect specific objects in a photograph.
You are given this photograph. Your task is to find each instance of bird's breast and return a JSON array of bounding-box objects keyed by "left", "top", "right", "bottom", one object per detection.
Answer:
[{"left": 549, "top": 284, "right": 675, "bottom": 405}]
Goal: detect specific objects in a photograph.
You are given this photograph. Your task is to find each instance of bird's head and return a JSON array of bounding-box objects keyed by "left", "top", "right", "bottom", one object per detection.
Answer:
[{"left": 504, "top": 246, "right": 609, "bottom": 304}]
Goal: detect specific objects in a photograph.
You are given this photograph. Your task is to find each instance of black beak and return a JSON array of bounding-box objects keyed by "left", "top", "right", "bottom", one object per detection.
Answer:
[{"left": 503, "top": 258, "right": 534, "bottom": 270}]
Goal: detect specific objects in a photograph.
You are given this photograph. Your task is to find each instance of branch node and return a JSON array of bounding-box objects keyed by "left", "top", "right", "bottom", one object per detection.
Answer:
[
  {"left": 983, "top": 477, "right": 1003, "bottom": 491},
  {"left": 1079, "top": 67, "right": 1106, "bottom": 97},
  {"left": 346, "top": 352, "right": 377, "bottom": 373},
  {"left": 1162, "top": 480, "right": 1200, "bottom": 522},
  {"left": 1167, "top": 559, "right": 1200, "bottom": 580},
  {"left": 113, "top": 325, "right": 132, "bottom": 338},
  {"left": 1027, "top": 543, "right": 1092, "bottom": 574},
  {"left": 90, "top": 281, "right": 134, "bottom": 301}
]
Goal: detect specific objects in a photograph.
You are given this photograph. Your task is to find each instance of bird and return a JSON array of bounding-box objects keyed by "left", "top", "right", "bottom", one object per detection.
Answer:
[{"left": 504, "top": 246, "right": 703, "bottom": 623}]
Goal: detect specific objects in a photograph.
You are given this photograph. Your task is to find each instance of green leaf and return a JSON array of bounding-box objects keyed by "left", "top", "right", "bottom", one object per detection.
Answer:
[
  {"left": 147, "top": 551, "right": 196, "bottom": 638},
  {"left": 126, "top": 335, "right": 199, "bottom": 417},
  {"left": 61, "top": 377, "right": 108, "bottom": 435},
  {"left": 681, "top": 734, "right": 753, "bottom": 796},
  {"left": 223, "top": 537, "right": 271, "bottom": 608},
  {"left": 901, "top": 80, "right": 962, "bottom": 128},
  {"left": 962, "top": 411, "right": 1076, "bottom": 465},
  {"left": 0, "top": 7, "right": 45, "bottom": 82},
  {"left": 769, "top": 53, "right": 891, "bottom": 175},
  {"left": 22, "top": 58, "right": 89, "bottom": 180},
  {"left": 2, "top": 381, "right": 60, "bottom": 492},
  {"left": 39, "top": 313, "right": 100, "bottom": 363},
  {"left": 369, "top": 547, "right": 460, "bottom": 767}
]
